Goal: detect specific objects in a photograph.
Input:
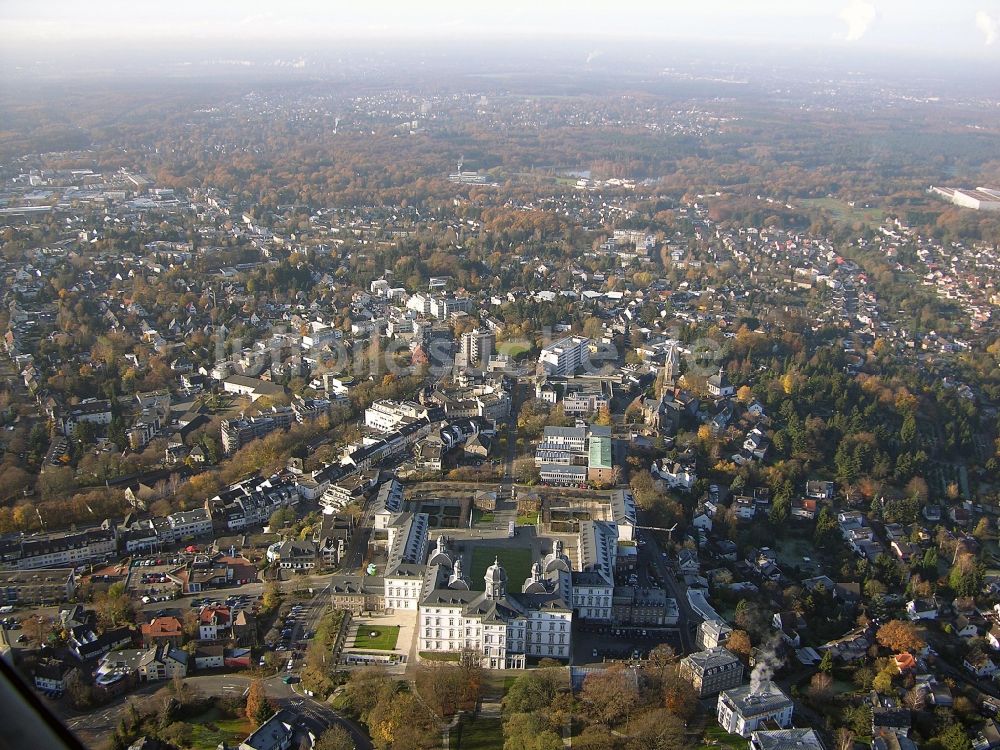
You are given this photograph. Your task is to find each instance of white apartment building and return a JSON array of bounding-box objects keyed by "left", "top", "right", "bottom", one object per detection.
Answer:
[
  {"left": 538, "top": 336, "right": 590, "bottom": 376},
  {"left": 364, "top": 399, "right": 429, "bottom": 432}
]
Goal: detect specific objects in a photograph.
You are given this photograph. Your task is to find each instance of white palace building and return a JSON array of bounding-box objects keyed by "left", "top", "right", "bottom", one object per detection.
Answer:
[{"left": 417, "top": 540, "right": 573, "bottom": 669}]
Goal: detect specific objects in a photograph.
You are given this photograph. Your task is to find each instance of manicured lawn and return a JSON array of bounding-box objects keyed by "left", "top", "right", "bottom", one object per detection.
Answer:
[
  {"left": 470, "top": 546, "right": 533, "bottom": 591},
  {"left": 455, "top": 717, "right": 504, "bottom": 750},
  {"left": 353, "top": 625, "right": 400, "bottom": 650},
  {"left": 496, "top": 340, "right": 532, "bottom": 358},
  {"left": 187, "top": 708, "right": 254, "bottom": 750},
  {"left": 699, "top": 724, "right": 746, "bottom": 750},
  {"left": 516, "top": 511, "right": 539, "bottom": 526}
]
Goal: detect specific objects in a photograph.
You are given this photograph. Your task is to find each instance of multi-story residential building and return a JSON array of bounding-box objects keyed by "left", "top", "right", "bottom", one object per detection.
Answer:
[
  {"left": 457, "top": 328, "right": 495, "bottom": 369},
  {"left": 166, "top": 508, "right": 213, "bottom": 541},
  {"left": 34, "top": 658, "right": 73, "bottom": 694},
  {"left": 128, "top": 408, "right": 162, "bottom": 450},
  {"left": 59, "top": 399, "right": 113, "bottom": 437},
  {"left": 680, "top": 647, "right": 745, "bottom": 697},
  {"left": 208, "top": 476, "right": 298, "bottom": 533},
  {"left": 118, "top": 521, "right": 160, "bottom": 555},
  {"left": 221, "top": 406, "right": 295, "bottom": 454},
  {"left": 538, "top": 335, "right": 590, "bottom": 376},
  {"left": 198, "top": 606, "right": 232, "bottom": 640},
  {"left": 320, "top": 472, "right": 378, "bottom": 513},
  {"left": 9, "top": 527, "right": 117, "bottom": 570},
  {"left": 0, "top": 568, "right": 75, "bottom": 605},
  {"left": 430, "top": 295, "right": 473, "bottom": 320},
  {"left": 140, "top": 617, "right": 183, "bottom": 648},
  {"left": 266, "top": 540, "right": 317, "bottom": 570},
  {"left": 314, "top": 513, "right": 353, "bottom": 567},
  {"left": 364, "top": 399, "right": 430, "bottom": 432},
  {"left": 292, "top": 396, "right": 335, "bottom": 423},
  {"left": 97, "top": 644, "right": 188, "bottom": 684}
]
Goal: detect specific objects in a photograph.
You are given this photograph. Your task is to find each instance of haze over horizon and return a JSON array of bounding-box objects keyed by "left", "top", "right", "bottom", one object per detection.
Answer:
[{"left": 2, "top": 0, "right": 1000, "bottom": 69}]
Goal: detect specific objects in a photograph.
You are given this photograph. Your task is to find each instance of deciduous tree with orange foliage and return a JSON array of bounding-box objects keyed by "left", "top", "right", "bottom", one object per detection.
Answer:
[{"left": 876, "top": 620, "right": 925, "bottom": 654}]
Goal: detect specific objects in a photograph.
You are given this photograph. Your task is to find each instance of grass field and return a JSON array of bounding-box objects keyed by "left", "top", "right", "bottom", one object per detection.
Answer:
[
  {"left": 187, "top": 708, "right": 254, "bottom": 750},
  {"left": 772, "top": 537, "right": 822, "bottom": 576},
  {"left": 454, "top": 717, "right": 504, "bottom": 750},
  {"left": 516, "top": 511, "right": 539, "bottom": 526},
  {"left": 698, "top": 724, "right": 746, "bottom": 750},
  {"left": 353, "top": 625, "right": 400, "bottom": 650},
  {"left": 801, "top": 197, "right": 885, "bottom": 227},
  {"left": 473, "top": 509, "right": 496, "bottom": 524},
  {"left": 470, "top": 546, "right": 533, "bottom": 591}
]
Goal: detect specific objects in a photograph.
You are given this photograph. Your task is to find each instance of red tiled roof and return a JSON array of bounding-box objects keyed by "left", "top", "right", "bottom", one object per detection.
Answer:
[{"left": 140, "top": 617, "right": 182, "bottom": 637}]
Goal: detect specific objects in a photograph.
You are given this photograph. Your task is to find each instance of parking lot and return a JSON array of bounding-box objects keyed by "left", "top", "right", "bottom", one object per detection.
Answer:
[
  {"left": 262, "top": 590, "right": 332, "bottom": 675},
  {"left": 126, "top": 556, "right": 186, "bottom": 604},
  {"left": 572, "top": 622, "right": 683, "bottom": 665}
]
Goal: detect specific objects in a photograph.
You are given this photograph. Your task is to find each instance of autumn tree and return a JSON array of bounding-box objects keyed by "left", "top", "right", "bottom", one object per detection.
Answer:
[
  {"left": 625, "top": 708, "right": 690, "bottom": 750},
  {"left": 262, "top": 580, "right": 283, "bottom": 611},
  {"left": 949, "top": 552, "right": 983, "bottom": 597},
  {"left": 580, "top": 664, "right": 640, "bottom": 726},
  {"left": 876, "top": 620, "right": 925, "bottom": 653},
  {"left": 502, "top": 710, "right": 563, "bottom": 750},
  {"left": 95, "top": 582, "right": 134, "bottom": 630},
  {"left": 726, "top": 630, "right": 753, "bottom": 660},
  {"left": 245, "top": 678, "right": 273, "bottom": 727},
  {"left": 366, "top": 690, "right": 437, "bottom": 750},
  {"left": 808, "top": 672, "right": 833, "bottom": 701},
  {"left": 314, "top": 726, "right": 355, "bottom": 750},
  {"left": 662, "top": 672, "right": 699, "bottom": 721},
  {"left": 414, "top": 664, "right": 480, "bottom": 718},
  {"left": 642, "top": 643, "right": 678, "bottom": 688},
  {"left": 502, "top": 670, "right": 558, "bottom": 714}
]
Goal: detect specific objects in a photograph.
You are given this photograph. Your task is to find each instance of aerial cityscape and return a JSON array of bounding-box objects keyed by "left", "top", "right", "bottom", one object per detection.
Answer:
[{"left": 1, "top": 3, "right": 999, "bottom": 750}]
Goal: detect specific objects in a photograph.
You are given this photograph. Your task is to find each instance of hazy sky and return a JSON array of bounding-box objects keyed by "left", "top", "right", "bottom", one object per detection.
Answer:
[{"left": 2, "top": 0, "right": 999, "bottom": 61}]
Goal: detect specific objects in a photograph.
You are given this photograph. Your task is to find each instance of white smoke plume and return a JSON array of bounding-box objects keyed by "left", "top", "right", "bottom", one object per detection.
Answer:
[
  {"left": 749, "top": 637, "right": 784, "bottom": 694},
  {"left": 976, "top": 10, "right": 998, "bottom": 45},
  {"left": 839, "top": 0, "right": 876, "bottom": 42}
]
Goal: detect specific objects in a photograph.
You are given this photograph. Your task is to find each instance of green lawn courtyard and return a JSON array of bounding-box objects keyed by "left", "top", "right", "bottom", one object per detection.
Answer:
[
  {"left": 469, "top": 546, "right": 533, "bottom": 591},
  {"left": 454, "top": 717, "right": 504, "bottom": 750},
  {"left": 187, "top": 708, "right": 254, "bottom": 750},
  {"left": 353, "top": 624, "right": 400, "bottom": 650}
]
